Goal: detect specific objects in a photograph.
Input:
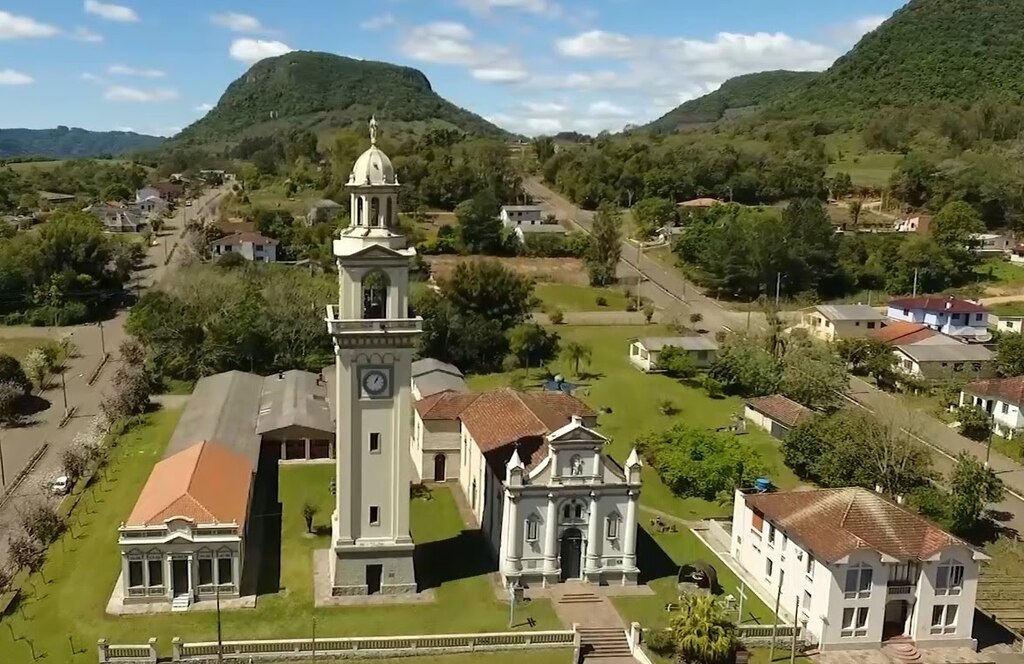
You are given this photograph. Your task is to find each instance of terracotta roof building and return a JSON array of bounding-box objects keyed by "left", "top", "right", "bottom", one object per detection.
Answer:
[
  {"left": 744, "top": 394, "right": 814, "bottom": 439},
  {"left": 731, "top": 487, "right": 987, "bottom": 651},
  {"left": 886, "top": 296, "right": 990, "bottom": 342},
  {"left": 869, "top": 321, "right": 938, "bottom": 346}
]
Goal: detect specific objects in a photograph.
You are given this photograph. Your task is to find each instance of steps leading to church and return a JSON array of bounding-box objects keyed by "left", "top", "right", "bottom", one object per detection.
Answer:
[
  {"left": 884, "top": 637, "right": 922, "bottom": 664},
  {"left": 578, "top": 627, "right": 632, "bottom": 659},
  {"left": 171, "top": 594, "right": 191, "bottom": 612},
  {"left": 559, "top": 591, "right": 601, "bottom": 604}
]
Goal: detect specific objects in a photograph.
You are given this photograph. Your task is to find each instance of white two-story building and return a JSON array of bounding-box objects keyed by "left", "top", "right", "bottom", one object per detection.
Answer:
[
  {"left": 885, "top": 297, "right": 990, "bottom": 342},
  {"left": 731, "top": 487, "right": 986, "bottom": 651},
  {"left": 960, "top": 376, "right": 1024, "bottom": 439}
]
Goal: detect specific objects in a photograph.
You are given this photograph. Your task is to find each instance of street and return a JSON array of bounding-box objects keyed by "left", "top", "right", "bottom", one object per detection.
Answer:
[
  {"left": 0, "top": 188, "right": 224, "bottom": 564},
  {"left": 527, "top": 177, "right": 1024, "bottom": 537}
]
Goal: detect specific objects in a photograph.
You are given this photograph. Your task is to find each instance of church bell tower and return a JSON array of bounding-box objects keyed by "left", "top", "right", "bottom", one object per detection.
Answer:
[{"left": 326, "top": 117, "right": 420, "bottom": 595}]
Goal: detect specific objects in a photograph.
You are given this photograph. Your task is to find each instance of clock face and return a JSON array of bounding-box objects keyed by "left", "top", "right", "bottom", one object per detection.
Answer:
[{"left": 361, "top": 368, "right": 391, "bottom": 398}]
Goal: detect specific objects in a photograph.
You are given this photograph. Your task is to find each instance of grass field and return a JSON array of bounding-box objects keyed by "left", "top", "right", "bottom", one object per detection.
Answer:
[
  {"left": 0, "top": 335, "right": 51, "bottom": 361},
  {"left": 0, "top": 408, "right": 559, "bottom": 661},
  {"left": 533, "top": 283, "right": 629, "bottom": 312},
  {"left": 468, "top": 325, "right": 801, "bottom": 520},
  {"left": 824, "top": 133, "right": 901, "bottom": 189},
  {"left": 973, "top": 258, "right": 1024, "bottom": 292},
  {"left": 305, "top": 653, "right": 572, "bottom": 664}
]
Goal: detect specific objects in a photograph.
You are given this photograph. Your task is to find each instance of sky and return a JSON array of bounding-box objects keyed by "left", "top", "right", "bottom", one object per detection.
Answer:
[{"left": 0, "top": 0, "right": 908, "bottom": 137}]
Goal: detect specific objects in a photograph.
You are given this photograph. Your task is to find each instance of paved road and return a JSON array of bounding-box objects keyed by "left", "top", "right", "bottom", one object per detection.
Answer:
[{"left": 0, "top": 188, "right": 224, "bottom": 563}]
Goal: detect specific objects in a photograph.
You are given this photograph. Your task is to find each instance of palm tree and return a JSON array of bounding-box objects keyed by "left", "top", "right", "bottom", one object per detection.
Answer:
[
  {"left": 670, "top": 594, "right": 737, "bottom": 664},
  {"left": 563, "top": 341, "right": 592, "bottom": 376}
]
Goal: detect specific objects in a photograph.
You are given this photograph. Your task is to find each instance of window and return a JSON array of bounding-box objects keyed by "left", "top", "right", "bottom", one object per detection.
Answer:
[
  {"left": 888, "top": 561, "right": 920, "bottom": 584},
  {"left": 781, "top": 534, "right": 788, "bottom": 551},
  {"left": 802, "top": 590, "right": 812, "bottom": 612},
  {"left": 768, "top": 524, "right": 776, "bottom": 546},
  {"left": 936, "top": 561, "right": 964, "bottom": 595},
  {"left": 844, "top": 565, "right": 873, "bottom": 599},
  {"left": 369, "top": 432, "right": 381, "bottom": 454},
  {"left": 607, "top": 515, "right": 620, "bottom": 540},
  {"left": 765, "top": 558, "right": 774, "bottom": 580},
  {"left": 867, "top": 322, "right": 876, "bottom": 329},
  {"left": 805, "top": 554, "right": 814, "bottom": 579},
  {"left": 976, "top": 313, "right": 984, "bottom": 321},
  {"left": 369, "top": 505, "right": 380, "bottom": 525},
  {"left": 217, "top": 557, "right": 233, "bottom": 585},
  {"left": 147, "top": 559, "right": 163, "bottom": 587},
  {"left": 526, "top": 517, "right": 539, "bottom": 542},
  {"left": 841, "top": 607, "right": 869, "bottom": 637},
  {"left": 198, "top": 558, "right": 213, "bottom": 586},
  {"left": 930, "top": 605, "right": 958, "bottom": 635},
  {"left": 574, "top": 503, "right": 584, "bottom": 520},
  {"left": 128, "top": 560, "right": 144, "bottom": 587},
  {"left": 1003, "top": 403, "right": 1010, "bottom": 414}
]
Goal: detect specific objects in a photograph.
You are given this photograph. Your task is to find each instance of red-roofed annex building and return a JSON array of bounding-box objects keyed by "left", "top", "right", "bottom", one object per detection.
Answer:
[{"left": 730, "top": 487, "right": 987, "bottom": 651}]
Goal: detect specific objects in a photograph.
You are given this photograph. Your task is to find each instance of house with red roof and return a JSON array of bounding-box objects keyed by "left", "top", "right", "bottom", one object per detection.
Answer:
[
  {"left": 731, "top": 487, "right": 986, "bottom": 652},
  {"left": 885, "top": 296, "right": 990, "bottom": 341}
]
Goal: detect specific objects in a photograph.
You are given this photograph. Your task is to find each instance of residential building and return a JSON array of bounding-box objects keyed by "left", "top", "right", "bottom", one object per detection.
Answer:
[
  {"left": 893, "top": 215, "right": 931, "bottom": 234},
  {"left": 500, "top": 204, "right": 544, "bottom": 228},
  {"left": 797, "top": 305, "right": 887, "bottom": 341},
  {"left": 117, "top": 441, "right": 254, "bottom": 608},
  {"left": 513, "top": 222, "right": 567, "bottom": 244},
  {"left": 87, "top": 203, "right": 144, "bottom": 233},
  {"left": 308, "top": 199, "right": 344, "bottom": 224},
  {"left": 885, "top": 297, "right": 990, "bottom": 341},
  {"left": 628, "top": 336, "right": 719, "bottom": 372},
  {"left": 959, "top": 377, "right": 1024, "bottom": 439},
  {"left": 730, "top": 487, "right": 987, "bottom": 651},
  {"left": 412, "top": 389, "right": 479, "bottom": 483},
  {"left": 138, "top": 182, "right": 184, "bottom": 203},
  {"left": 744, "top": 395, "right": 814, "bottom": 440},
  {"left": 209, "top": 232, "right": 279, "bottom": 263},
  {"left": 992, "top": 313, "right": 1024, "bottom": 334},
  {"left": 411, "top": 358, "right": 468, "bottom": 400},
  {"left": 868, "top": 322, "right": 938, "bottom": 346},
  {"left": 1010, "top": 245, "right": 1024, "bottom": 265},
  {"left": 131, "top": 195, "right": 168, "bottom": 217},
  {"left": 970, "top": 233, "right": 1011, "bottom": 256},
  {"left": 892, "top": 340, "right": 995, "bottom": 380},
  {"left": 37, "top": 190, "right": 77, "bottom": 205}
]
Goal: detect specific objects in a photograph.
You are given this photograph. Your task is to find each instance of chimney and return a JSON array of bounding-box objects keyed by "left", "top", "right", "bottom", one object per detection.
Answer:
[
  {"left": 945, "top": 299, "right": 953, "bottom": 310},
  {"left": 874, "top": 484, "right": 883, "bottom": 494},
  {"left": 571, "top": 414, "right": 582, "bottom": 426},
  {"left": 278, "top": 371, "right": 284, "bottom": 380}
]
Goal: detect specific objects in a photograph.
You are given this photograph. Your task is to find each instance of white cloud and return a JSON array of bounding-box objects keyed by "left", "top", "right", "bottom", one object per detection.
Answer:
[
  {"left": 229, "top": 38, "right": 294, "bottom": 64},
  {"left": 195, "top": 102, "right": 214, "bottom": 112},
  {"left": 0, "top": 69, "right": 33, "bottom": 85},
  {"left": 80, "top": 72, "right": 104, "bottom": 83},
  {"left": 827, "top": 15, "right": 888, "bottom": 44},
  {"left": 115, "top": 126, "right": 134, "bottom": 132},
  {"left": 84, "top": 1, "right": 139, "bottom": 23},
  {"left": 104, "top": 85, "right": 178, "bottom": 102},
  {"left": 211, "top": 12, "right": 267, "bottom": 34},
  {"left": 70, "top": 26, "right": 103, "bottom": 42},
  {"left": 154, "top": 126, "right": 181, "bottom": 137},
  {"left": 457, "top": 0, "right": 561, "bottom": 17},
  {"left": 472, "top": 67, "right": 527, "bottom": 82},
  {"left": 522, "top": 101, "right": 567, "bottom": 114},
  {"left": 360, "top": 14, "right": 395, "bottom": 31},
  {"left": 108, "top": 64, "right": 166, "bottom": 78},
  {"left": 557, "top": 30, "right": 635, "bottom": 58},
  {"left": 0, "top": 11, "right": 60, "bottom": 39},
  {"left": 588, "top": 100, "right": 632, "bottom": 118},
  {"left": 524, "top": 117, "right": 564, "bottom": 134}
]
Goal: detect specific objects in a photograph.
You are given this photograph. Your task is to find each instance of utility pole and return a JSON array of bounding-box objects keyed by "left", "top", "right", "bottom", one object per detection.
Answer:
[
  {"left": 768, "top": 580, "right": 783, "bottom": 663},
  {"left": 97, "top": 320, "right": 106, "bottom": 356},
  {"left": 775, "top": 272, "right": 782, "bottom": 308},
  {"left": 60, "top": 369, "right": 69, "bottom": 417},
  {"left": 912, "top": 268, "right": 919, "bottom": 297},
  {"left": 636, "top": 240, "right": 643, "bottom": 311},
  {"left": 216, "top": 584, "right": 223, "bottom": 663},
  {"left": 790, "top": 594, "right": 801, "bottom": 664},
  {"left": 0, "top": 436, "right": 6, "bottom": 489}
]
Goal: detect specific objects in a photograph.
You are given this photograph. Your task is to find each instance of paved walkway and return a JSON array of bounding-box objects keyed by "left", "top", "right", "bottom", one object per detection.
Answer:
[{"left": 531, "top": 310, "right": 661, "bottom": 326}]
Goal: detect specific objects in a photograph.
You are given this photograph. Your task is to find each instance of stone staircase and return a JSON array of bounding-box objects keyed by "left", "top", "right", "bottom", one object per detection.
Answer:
[
  {"left": 171, "top": 594, "right": 191, "bottom": 612},
  {"left": 577, "top": 627, "right": 633, "bottom": 660},
  {"left": 559, "top": 591, "right": 602, "bottom": 605},
  {"left": 884, "top": 637, "right": 922, "bottom": 664}
]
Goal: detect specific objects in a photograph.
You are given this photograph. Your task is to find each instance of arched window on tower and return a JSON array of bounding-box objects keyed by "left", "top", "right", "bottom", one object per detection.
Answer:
[
  {"left": 362, "top": 269, "right": 389, "bottom": 319},
  {"left": 370, "top": 197, "right": 381, "bottom": 227},
  {"left": 356, "top": 197, "right": 364, "bottom": 226},
  {"left": 386, "top": 198, "right": 393, "bottom": 227}
]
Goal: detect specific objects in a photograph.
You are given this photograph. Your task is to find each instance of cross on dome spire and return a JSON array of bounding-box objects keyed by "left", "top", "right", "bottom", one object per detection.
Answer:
[{"left": 369, "top": 115, "right": 378, "bottom": 146}]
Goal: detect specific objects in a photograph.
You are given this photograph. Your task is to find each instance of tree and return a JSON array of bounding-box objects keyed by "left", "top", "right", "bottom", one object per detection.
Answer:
[
  {"left": 563, "top": 341, "right": 592, "bottom": 376},
  {"left": 957, "top": 405, "right": 991, "bottom": 442},
  {"left": 444, "top": 260, "right": 534, "bottom": 329},
  {"left": 996, "top": 332, "right": 1024, "bottom": 376},
  {"left": 19, "top": 501, "right": 63, "bottom": 546},
  {"left": 632, "top": 197, "right": 676, "bottom": 240},
  {"left": 708, "top": 336, "right": 779, "bottom": 397},
  {"left": 642, "top": 302, "right": 655, "bottom": 323},
  {"left": 22, "top": 348, "right": 49, "bottom": 393},
  {"left": 455, "top": 191, "right": 503, "bottom": 254},
  {"left": 533, "top": 136, "right": 555, "bottom": 164},
  {"left": 119, "top": 338, "right": 146, "bottom": 367},
  {"left": 849, "top": 199, "right": 864, "bottom": 227},
  {"left": 217, "top": 251, "right": 248, "bottom": 269},
  {"left": 507, "top": 323, "right": 560, "bottom": 371},
  {"left": 689, "top": 312, "right": 704, "bottom": 326},
  {"left": 61, "top": 444, "right": 90, "bottom": 484},
  {"left": 586, "top": 202, "right": 622, "bottom": 286},
  {"left": 302, "top": 501, "right": 318, "bottom": 534},
  {"left": 657, "top": 346, "right": 698, "bottom": 379},
  {"left": 7, "top": 536, "right": 44, "bottom": 575},
  {"left": 0, "top": 353, "right": 30, "bottom": 394},
  {"left": 779, "top": 343, "right": 848, "bottom": 412},
  {"left": 949, "top": 452, "right": 1004, "bottom": 535},
  {"left": 0, "top": 565, "right": 11, "bottom": 595},
  {"left": 669, "top": 594, "right": 737, "bottom": 664},
  {"left": 0, "top": 380, "right": 21, "bottom": 424},
  {"left": 933, "top": 201, "right": 985, "bottom": 254}
]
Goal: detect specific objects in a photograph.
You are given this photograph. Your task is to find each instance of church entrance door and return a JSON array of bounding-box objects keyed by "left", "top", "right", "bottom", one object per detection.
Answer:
[
  {"left": 433, "top": 454, "right": 446, "bottom": 482},
  {"left": 560, "top": 528, "right": 583, "bottom": 581}
]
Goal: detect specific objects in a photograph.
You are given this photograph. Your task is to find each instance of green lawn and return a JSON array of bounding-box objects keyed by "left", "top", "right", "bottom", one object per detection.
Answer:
[
  {"left": 0, "top": 335, "right": 50, "bottom": 362},
  {"left": 974, "top": 258, "right": 1024, "bottom": 288},
  {"left": 315, "top": 653, "right": 572, "bottom": 664},
  {"left": 0, "top": 410, "right": 558, "bottom": 660},
  {"left": 824, "top": 133, "right": 902, "bottom": 189},
  {"left": 468, "top": 325, "right": 801, "bottom": 521},
  {"left": 533, "top": 283, "right": 629, "bottom": 313},
  {"left": 990, "top": 301, "right": 1024, "bottom": 317}
]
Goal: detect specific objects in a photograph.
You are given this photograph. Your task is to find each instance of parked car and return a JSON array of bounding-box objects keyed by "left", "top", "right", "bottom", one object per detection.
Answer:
[
  {"left": 185, "top": 200, "right": 193, "bottom": 207},
  {"left": 51, "top": 475, "right": 71, "bottom": 495}
]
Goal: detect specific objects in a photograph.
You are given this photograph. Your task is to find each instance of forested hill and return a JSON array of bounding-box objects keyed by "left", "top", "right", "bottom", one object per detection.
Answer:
[
  {"left": 0, "top": 126, "right": 163, "bottom": 158},
  {"left": 175, "top": 51, "right": 509, "bottom": 146},
  {"left": 774, "top": 0, "right": 1024, "bottom": 119},
  {"left": 639, "top": 70, "right": 820, "bottom": 133}
]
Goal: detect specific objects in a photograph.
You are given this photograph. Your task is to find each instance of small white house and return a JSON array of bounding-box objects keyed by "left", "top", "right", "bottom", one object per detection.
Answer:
[
  {"left": 797, "top": 304, "right": 887, "bottom": 342},
  {"left": 209, "top": 232, "right": 279, "bottom": 263},
  {"left": 500, "top": 205, "right": 544, "bottom": 228},
  {"left": 730, "top": 487, "right": 987, "bottom": 652},
  {"left": 993, "top": 313, "right": 1024, "bottom": 334},
  {"left": 959, "top": 377, "right": 1024, "bottom": 439},
  {"left": 514, "top": 223, "right": 567, "bottom": 245},
  {"left": 892, "top": 341, "right": 994, "bottom": 380},
  {"left": 628, "top": 336, "right": 718, "bottom": 372},
  {"left": 970, "top": 233, "right": 1011, "bottom": 256},
  {"left": 744, "top": 395, "right": 814, "bottom": 440},
  {"left": 885, "top": 296, "right": 990, "bottom": 341}
]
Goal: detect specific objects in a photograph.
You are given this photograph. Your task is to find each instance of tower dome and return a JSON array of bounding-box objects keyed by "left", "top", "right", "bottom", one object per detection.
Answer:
[{"left": 349, "top": 116, "right": 397, "bottom": 186}]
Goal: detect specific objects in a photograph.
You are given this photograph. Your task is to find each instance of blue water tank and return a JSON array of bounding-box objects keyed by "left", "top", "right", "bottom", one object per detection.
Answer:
[{"left": 754, "top": 477, "right": 771, "bottom": 492}]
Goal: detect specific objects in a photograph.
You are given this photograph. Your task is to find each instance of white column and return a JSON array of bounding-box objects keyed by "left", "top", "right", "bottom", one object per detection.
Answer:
[
  {"left": 504, "top": 494, "right": 522, "bottom": 575},
  {"left": 542, "top": 493, "right": 558, "bottom": 576},
  {"left": 622, "top": 490, "right": 638, "bottom": 571},
  {"left": 585, "top": 492, "right": 601, "bottom": 575},
  {"left": 188, "top": 555, "right": 194, "bottom": 599}
]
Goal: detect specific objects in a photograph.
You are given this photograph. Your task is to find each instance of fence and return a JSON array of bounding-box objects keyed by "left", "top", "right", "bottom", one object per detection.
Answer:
[
  {"left": 100, "top": 630, "right": 577, "bottom": 663},
  {"left": 736, "top": 623, "right": 804, "bottom": 647}
]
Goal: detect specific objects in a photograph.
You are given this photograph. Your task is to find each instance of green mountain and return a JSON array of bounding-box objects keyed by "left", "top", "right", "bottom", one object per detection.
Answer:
[
  {"left": 638, "top": 71, "right": 821, "bottom": 133},
  {"left": 175, "top": 51, "right": 508, "bottom": 146},
  {"left": 776, "top": 0, "right": 1024, "bottom": 118},
  {"left": 0, "top": 126, "right": 163, "bottom": 158}
]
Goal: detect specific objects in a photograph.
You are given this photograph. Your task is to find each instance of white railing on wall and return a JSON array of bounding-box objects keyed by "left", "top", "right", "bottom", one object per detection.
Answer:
[{"left": 97, "top": 638, "right": 158, "bottom": 663}]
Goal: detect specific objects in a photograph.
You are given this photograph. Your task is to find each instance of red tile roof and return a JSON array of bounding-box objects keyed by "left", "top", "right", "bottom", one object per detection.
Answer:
[
  {"left": 126, "top": 441, "right": 253, "bottom": 527},
  {"left": 887, "top": 296, "right": 987, "bottom": 314},
  {"left": 745, "top": 395, "right": 814, "bottom": 428},
  {"left": 415, "top": 390, "right": 481, "bottom": 420},
  {"left": 964, "top": 376, "right": 1024, "bottom": 407},
  {"left": 744, "top": 487, "right": 966, "bottom": 563},
  {"left": 868, "top": 321, "right": 937, "bottom": 345}
]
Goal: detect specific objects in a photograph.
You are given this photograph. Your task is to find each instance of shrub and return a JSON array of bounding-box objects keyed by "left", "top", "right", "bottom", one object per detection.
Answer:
[
  {"left": 644, "top": 629, "right": 676, "bottom": 656},
  {"left": 702, "top": 375, "right": 724, "bottom": 398},
  {"left": 0, "top": 380, "right": 23, "bottom": 424},
  {"left": 549, "top": 307, "right": 565, "bottom": 325},
  {"left": 0, "top": 353, "right": 31, "bottom": 394},
  {"left": 657, "top": 346, "right": 698, "bottom": 379},
  {"left": 595, "top": 295, "right": 608, "bottom": 307},
  {"left": 23, "top": 348, "right": 50, "bottom": 392},
  {"left": 8, "top": 536, "right": 44, "bottom": 574},
  {"left": 689, "top": 312, "right": 704, "bottom": 325},
  {"left": 20, "top": 502, "right": 64, "bottom": 546},
  {"left": 643, "top": 302, "right": 655, "bottom": 323},
  {"left": 658, "top": 398, "right": 678, "bottom": 416}
]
